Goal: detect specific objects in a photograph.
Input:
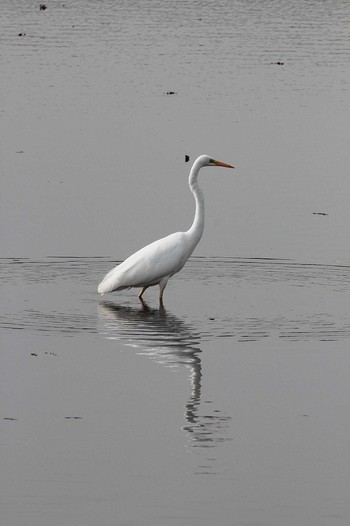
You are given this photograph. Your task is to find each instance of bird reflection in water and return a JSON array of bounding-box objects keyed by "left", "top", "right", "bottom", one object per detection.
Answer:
[{"left": 97, "top": 301, "right": 232, "bottom": 474}]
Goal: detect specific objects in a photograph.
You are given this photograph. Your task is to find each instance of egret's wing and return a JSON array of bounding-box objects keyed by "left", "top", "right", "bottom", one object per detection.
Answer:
[{"left": 98, "top": 232, "right": 190, "bottom": 294}]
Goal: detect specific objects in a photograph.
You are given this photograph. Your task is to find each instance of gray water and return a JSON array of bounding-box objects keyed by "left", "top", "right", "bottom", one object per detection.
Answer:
[{"left": 1, "top": 1, "right": 350, "bottom": 525}]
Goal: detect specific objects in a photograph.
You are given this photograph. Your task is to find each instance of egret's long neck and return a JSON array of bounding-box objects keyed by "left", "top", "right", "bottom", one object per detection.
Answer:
[{"left": 187, "top": 162, "right": 205, "bottom": 245}]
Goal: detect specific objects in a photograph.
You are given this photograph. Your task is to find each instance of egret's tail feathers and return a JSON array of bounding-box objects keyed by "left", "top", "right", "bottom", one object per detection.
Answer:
[
  {"left": 97, "top": 281, "right": 111, "bottom": 294},
  {"left": 97, "top": 266, "right": 123, "bottom": 294}
]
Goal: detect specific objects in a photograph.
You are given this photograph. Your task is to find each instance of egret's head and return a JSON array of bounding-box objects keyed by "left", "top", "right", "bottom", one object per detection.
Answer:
[{"left": 198, "top": 154, "right": 235, "bottom": 169}]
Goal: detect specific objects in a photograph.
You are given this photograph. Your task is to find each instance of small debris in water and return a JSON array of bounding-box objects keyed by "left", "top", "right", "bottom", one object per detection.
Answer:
[
  {"left": 39, "top": 4, "right": 47, "bottom": 10},
  {"left": 18, "top": 33, "right": 26, "bottom": 37},
  {"left": 3, "top": 417, "right": 17, "bottom": 421},
  {"left": 271, "top": 61, "right": 284, "bottom": 65},
  {"left": 30, "top": 353, "right": 38, "bottom": 356},
  {"left": 65, "top": 416, "right": 82, "bottom": 419},
  {"left": 209, "top": 317, "right": 215, "bottom": 320},
  {"left": 16, "top": 150, "right": 24, "bottom": 154},
  {"left": 312, "top": 212, "right": 328, "bottom": 216},
  {"left": 185, "top": 155, "right": 190, "bottom": 162},
  {"left": 166, "top": 91, "right": 177, "bottom": 95}
]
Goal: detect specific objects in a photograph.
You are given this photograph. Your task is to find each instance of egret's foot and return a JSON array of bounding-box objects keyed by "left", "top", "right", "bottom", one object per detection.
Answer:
[
  {"left": 158, "top": 301, "right": 166, "bottom": 315},
  {"left": 139, "top": 297, "right": 150, "bottom": 311}
]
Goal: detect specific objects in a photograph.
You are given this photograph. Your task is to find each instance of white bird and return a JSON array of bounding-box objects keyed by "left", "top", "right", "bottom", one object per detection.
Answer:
[{"left": 98, "top": 154, "right": 234, "bottom": 303}]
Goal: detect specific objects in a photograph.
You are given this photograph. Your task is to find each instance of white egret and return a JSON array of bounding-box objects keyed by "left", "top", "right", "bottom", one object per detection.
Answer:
[{"left": 98, "top": 154, "right": 234, "bottom": 303}]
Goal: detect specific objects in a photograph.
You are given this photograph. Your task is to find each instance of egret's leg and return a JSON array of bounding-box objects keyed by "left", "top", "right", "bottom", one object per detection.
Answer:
[
  {"left": 138, "top": 286, "right": 148, "bottom": 300},
  {"left": 159, "top": 277, "right": 169, "bottom": 304}
]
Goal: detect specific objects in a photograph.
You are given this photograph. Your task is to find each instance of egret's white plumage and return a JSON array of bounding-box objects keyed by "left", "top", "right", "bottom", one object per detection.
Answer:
[{"left": 98, "top": 154, "right": 234, "bottom": 302}]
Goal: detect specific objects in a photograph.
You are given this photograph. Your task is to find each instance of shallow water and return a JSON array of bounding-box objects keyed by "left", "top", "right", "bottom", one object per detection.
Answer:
[
  {"left": 1, "top": 0, "right": 350, "bottom": 261},
  {"left": 2, "top": 256, "right": 350, "bottom": 342},
  {"left": 2, "top": 257, "right": 350, "bottom": 525},
  {"left": 1, "top": 0, "right": 350, "bottom": 525}
]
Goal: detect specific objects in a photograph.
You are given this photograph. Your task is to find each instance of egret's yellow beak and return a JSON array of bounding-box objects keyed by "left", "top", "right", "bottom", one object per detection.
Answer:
[{"left": 213, "top": 159, "right": 235, "bottom": 169}]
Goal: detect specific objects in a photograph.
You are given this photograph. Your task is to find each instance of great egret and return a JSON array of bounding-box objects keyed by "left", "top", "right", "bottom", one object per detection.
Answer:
[{"left": 98, "top": 154, "right": 234, "bottom": 302}]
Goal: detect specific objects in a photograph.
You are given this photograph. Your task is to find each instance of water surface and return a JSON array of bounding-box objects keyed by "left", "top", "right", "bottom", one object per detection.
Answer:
[
  {"left": 1, "top": 0, "right": 349, "bottom": 261},
  {"left": 1, "top": 1, "right": 350, "bottom": 525},
  {"left": 2, "top": 257, "right": 350, "bottom": 525}
]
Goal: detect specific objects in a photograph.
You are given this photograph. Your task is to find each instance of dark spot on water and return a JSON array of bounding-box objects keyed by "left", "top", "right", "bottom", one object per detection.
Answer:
[
  {"left": 209, "top": 317, "right": 215, "bottom": 320},
  {"left": 39, "top": 4, "right": 47, "bottom": 10},
  {"left": 18, "top": 33, "right": 26, "bottom": 37},
  {"left": 271, "top": 61, "right": 284, "bottom": 65},
  {"left": 185, "top": 155, "right": 190, "bottom": 162},
  {"left": 166, "top": 91, "right": 176, "bottom": 95},
  {"left": 30, "top": 353, "right": 38, "bottom": 356},
  {"left": 313, "top": 212, "right": 328, "bottom": 216},
  {"left": 65, "top": 416, "right": 82, "bottom": 419},
  {"left": 16, "top": 150, "right": 24, "bottom": 154},
  {"left": 4, "top": 417, "right": 17, "bottom": 421}
]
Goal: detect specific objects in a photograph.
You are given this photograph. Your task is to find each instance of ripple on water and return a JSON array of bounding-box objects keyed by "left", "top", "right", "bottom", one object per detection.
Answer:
[
  {"left": 1, "top": 256, "right": 350, "bottom": 343},
  {"left": 1, "top": 256, "right": 348, "bottom": 477}
]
